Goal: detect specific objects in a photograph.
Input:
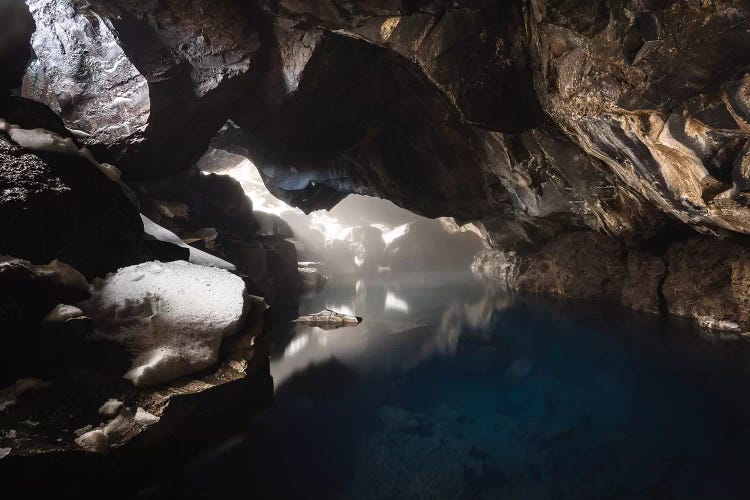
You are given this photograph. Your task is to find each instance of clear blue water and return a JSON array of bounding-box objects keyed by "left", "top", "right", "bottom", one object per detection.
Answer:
[{"left": 147, "top": 272, "right": 750, "bottom": 499}]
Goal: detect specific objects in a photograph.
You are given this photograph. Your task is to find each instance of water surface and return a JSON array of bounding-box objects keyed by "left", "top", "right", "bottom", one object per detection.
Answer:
[{"left": 147, "top": 272, "right": 750, "bottom": 499}]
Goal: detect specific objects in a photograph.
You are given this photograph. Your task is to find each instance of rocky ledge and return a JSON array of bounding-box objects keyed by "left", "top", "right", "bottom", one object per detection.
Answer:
[{"left": 473, "top": 230, "right": 750, "bottom": 334}]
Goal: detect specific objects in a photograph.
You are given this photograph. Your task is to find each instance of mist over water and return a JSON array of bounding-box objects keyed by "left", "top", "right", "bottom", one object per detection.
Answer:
[
  {"left": 144, "top": 272, "right": 750, "bottom": 500},
  {"left": 207, "top": 158, "right": 484, "bottom": 274}
]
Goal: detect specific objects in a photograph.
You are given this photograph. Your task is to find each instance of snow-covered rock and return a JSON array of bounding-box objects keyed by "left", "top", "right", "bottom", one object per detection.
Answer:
[
  {"left": 82, "top": 261, "right": 247, "bottom": 387},
  {"left": 141, "top": 215, "right": 235, "bottom": 271}
]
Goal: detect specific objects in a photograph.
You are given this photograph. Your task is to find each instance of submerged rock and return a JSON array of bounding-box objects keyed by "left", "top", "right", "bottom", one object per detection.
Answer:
[
  {"left": 82, "top": 260, "right": 248, "bottom": 387},
  {"left": 293, "top": 309, "right": 362, "bottom": 330}
]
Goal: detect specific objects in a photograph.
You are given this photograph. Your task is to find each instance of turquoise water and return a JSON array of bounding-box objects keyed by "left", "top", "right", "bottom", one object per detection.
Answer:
[{"left": 148, "top": 272, "right": 750, "bottom": 499}]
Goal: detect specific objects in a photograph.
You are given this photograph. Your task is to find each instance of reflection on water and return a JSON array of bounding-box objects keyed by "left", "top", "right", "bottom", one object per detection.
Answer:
[
  {"left": 272, "top": 272, "right": 508, "bottom": 386},
  {"left": 147, "top": 272, "right": 750, "bottom": 500}
]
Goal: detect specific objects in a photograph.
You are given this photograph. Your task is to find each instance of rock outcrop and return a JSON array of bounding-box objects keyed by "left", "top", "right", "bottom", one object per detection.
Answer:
[
  {"left": 0, "top": 108, "right": 143, "bottom": 279},
  {"left": 23, "top": 0, "right": 263, "bottom": 178}
]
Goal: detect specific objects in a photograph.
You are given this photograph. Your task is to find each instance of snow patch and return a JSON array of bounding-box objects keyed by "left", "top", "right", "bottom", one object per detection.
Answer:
[
  {"left": 82, "top": 261, "right": 247, "bottom": 387},
  {"left": 141, "top": 215, "right": 235, "bottom": 271}
]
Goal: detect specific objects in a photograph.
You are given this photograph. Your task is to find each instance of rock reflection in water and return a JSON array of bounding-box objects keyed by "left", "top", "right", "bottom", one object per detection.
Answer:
[{"left": 272, "top": 273, "right": 510, "bottom": 388}]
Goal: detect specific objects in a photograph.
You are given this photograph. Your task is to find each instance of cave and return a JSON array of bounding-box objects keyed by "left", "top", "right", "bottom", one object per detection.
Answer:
[{"left": 3, "top": 0, "right": 750, "bottom": 498}]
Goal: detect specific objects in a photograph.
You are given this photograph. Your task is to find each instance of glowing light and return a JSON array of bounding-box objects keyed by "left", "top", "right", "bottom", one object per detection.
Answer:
[
  {"left": 219, "top": 160, "right": 298, "bottom": 217},
  {"left": 384, "top": 290, "right": 409, "bottom": 313},
  {"left": 382, "top": 223, "right": 409, "bottom": 245},
  {"left": 283, "top": 334, "right": 309, "bottom": 358},
  {"left": 325, "top": 304, "right": 355, "bottom": 317}
]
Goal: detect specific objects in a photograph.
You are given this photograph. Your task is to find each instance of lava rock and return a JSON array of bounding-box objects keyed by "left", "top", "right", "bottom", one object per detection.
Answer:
[{"left": 0, "top": 116, "right": 143, "bottom": 279}]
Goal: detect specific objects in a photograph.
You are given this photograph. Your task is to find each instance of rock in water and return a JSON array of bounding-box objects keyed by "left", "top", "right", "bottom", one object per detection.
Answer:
[
  {"left": 292, "top": 309, "right": 362, "bottom": 330},
  {"left": 82, "top": 261, "right": 247, "bottom": 387}
]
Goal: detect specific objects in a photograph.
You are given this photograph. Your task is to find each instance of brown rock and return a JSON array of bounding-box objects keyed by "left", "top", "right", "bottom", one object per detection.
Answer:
[
  {"left": 664, "top": 239, "right": 750, "bottom": 328},
  {"left": 622, "top": 250, "right": 665, "bottom": 315},
  {"left": 514, "top": 232, "right": 625, "bottom": 301}
]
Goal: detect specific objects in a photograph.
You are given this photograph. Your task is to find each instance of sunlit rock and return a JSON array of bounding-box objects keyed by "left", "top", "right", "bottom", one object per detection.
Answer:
[
  {"left": 299, "top": 263, "right": 328, "bottom": 291},
  {"left": 293, "top": 309, "right": 362, "bottom": 330},
  {"left": 24, "top": 0, "right": 262, "bottom": 177},
  {"left": 24, "top": 0, "right": 150, "bottom": 145},
  {"left": 386, "top": 219, "right": 484, "bottom": 272}
]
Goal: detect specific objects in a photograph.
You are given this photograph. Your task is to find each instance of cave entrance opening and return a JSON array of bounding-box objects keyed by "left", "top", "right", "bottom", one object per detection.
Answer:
[{"left": 198, "top": 152, "right": 485, "bottom": 278}]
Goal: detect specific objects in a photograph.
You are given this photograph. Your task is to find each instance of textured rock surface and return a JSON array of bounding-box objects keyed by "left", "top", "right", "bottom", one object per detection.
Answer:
[
  {"left": 664, "top": 239, "right": 750, "bottom": 329},
  {"left": 24, "top": 0, "right": 263, "bottom": 178},
  {"left": 0, "top": 107, "right": 142, "bottom": 279}
]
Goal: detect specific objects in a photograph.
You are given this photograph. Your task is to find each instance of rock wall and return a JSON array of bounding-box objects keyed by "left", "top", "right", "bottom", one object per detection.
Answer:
[{"left": 473, "top": 230, "right": 750, "bottom": 331}]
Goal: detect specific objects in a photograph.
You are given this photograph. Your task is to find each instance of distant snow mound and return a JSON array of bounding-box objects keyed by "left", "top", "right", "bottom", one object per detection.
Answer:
[{"left": 82, "top": 261, "right": 246, "bottom": 387}]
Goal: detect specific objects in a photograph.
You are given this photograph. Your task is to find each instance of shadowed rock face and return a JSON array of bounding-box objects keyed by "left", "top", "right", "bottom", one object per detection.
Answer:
[{"left": 0, "top": 0, "right": 34, "bottom": 97}]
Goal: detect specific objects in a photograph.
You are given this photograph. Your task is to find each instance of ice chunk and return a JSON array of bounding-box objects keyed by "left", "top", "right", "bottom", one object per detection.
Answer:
[
  {"left": 141, "top": 215, "right": 235, "bottom": 271},
  {"left": 82, "top": 261, "right": 247, "bottom": 387}
]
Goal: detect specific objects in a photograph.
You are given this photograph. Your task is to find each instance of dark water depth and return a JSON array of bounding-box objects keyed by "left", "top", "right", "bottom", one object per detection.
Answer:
[{"left": 145, "top": 272, "right": 750, "bottom": 500}]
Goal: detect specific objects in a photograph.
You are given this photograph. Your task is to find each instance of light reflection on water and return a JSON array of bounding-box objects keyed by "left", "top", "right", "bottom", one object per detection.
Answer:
[
  {"left": 150, "top": 271, "right": 750, "bottom": 500},
  {"left": 271, "top": 272, "right": 508, "bottom": 388}
]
